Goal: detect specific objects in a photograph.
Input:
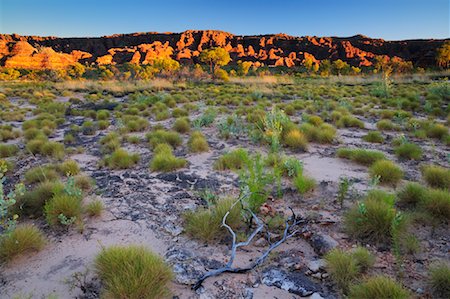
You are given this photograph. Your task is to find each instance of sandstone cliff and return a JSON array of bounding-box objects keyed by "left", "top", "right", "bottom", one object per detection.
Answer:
[{"left": 0, "top": 30, "right": 446, "bottom": 69}]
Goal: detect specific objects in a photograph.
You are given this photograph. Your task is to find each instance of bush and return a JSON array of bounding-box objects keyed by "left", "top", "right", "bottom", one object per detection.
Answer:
[
  {"left": 188, "top": 131, "right": 209, "bottom": 153},
  {"left": 394, "top": 142, "right": 422, "bottom": 160},
  {"left": 75, "top": 174, "right": 95, "bottom": 192},
  {"left": 283, "top": 129, "right": 308, "bottom": 151},
  {"left": 426, "top": 123, "right": 448, "bottom": 139},
  {"left": 214, "top": 148, "right": 249, "bottom": 171},
  {"left": 397, "top": 182, "right": 427, "bottom": 206},
  {"left": 422, "top": 165, "right": 450, "bottom": 189},
  {"left": 336, "top": 115, "right": 364, "bottom": 128},
  {"left": 420, "top": 189, "right": 450, "bottom": 220},
  {"left": 150, "top": 144, "right": 186, "bottom": 172},
  {"left": 104, "top": 148, "right": 139, "bottom": 169},
  {"left": 325, "top": 248, "right": 359, "bottom": 292},
  {"left": 44, "top": 194, "right": 83, "bottom": 226},
  {"left": 85, "top": 199, "right": 104, "bottom": 217},
  {"left": 362, "top": 131, "right": 384, "bottom": 143},
  {"left": 344, "top": 190, "right": 397, "bottom": 244},
  {"left": 336, "top": 148, "right": 386, "bottom": 166},
  {"left": 147, "top": 130, "right": 182, "bottom": 149},
  {"left": 94, "top": 245, "right": 173, "bottom": 299},
  {"left": 40, "top": 141, "right": 65, "bottom": 160},
  {"left": 352, "top": 246, "right": 375, "bottom": 272},
  {"left": 0, "top": 144, "right": 19, "bottom": 158},
  {"left": 0, "top": 225, "right": 46, "bottom": 263},
  {"left": 348, "top": 276, "right": 410, "bottom": 299},
  {"left": 184, "top": 197, "right": 242, "bottom": 242},
  {"left": 428, "top": 262, "right": 450, "bottom": 299},
  {"left": 173, "top": 117, "right": 190, "bottom": 133},
  {"left": 369, "top": 160, "right": 403, "bottom": 186}
]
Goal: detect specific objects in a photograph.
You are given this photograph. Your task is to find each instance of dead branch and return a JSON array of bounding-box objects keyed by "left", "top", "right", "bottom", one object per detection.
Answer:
[{"left": 192, "top": 203, "right": 306, "bottom": 290}]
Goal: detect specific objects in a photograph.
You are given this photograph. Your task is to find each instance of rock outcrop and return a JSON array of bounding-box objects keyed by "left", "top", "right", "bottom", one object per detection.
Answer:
[{"left": 0, "top": 30, "right": 446, "bottom": 69}]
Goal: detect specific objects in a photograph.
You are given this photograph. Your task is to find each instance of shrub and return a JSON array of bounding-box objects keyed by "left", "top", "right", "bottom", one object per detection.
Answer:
[
  {"left": 348, "top": 276, "right": 410, "bottom": 299},
  {"left": 85, "top": 199, "right": 104, "bottom": 217},
  {"left": 104, "top": 148, "right": 139, "bottom": 169},
  {"left": 293, "top": 174, "right": 316, "bottom": 194},
  {"left": 426, "top": 123, "right": 448, "bottom": 139},
  {"left": 336, "top": 115, "right": 364, "bottom": 128},
  {"left": 173, "top": 117, "right": 190, "bottom": 133},
  {"left": 188, "top": 131, "right": 209, "bottom": 153},
  {"left": 428, "top": 262, "right": 450, "bottom": 299},
  {"left": 369, "top": 160, "right": 403, "bottom": 186},
  {"left": 184, "top": 197, "right": 242, "bottom": 242},
  {"left": 325, "top": 248, "right": 359, "bottom": 292},
  {"left": 420, "top": 189, "right": 450, "bottom": 220},
  {"left": 147, "top": 130, "right": 182, "bottom": 149},
  {"left": 362, "top": 131, "right": 384, "bottom": 143},
  {"left": 394, "top": 142, "right": 422, "bottom": 160},
  {"left": 150, "top": 144, "right": 186, "bottom": 172},
  {"left": 344, "top": 190, "right": 397, "bottom": 244},
  {"left": 100, "top": 132, "right": 120, "bottom": 153},
  {"left": 44, "top": 194, "right": 83, "bottom": 226},
  {"left": 352, "top": 246, "right": 375, "bottom": 272},
  {"left": 422, "top": 165, "right": 450, "bottom": 189},
  {"left": 336, "top": 148, "right": 385, "bottom": 166},
  {"left": 214, "top": 148, "right": 249, "bottom": 171},
  {"left": 0, "top": 225, "right": 46, "bottom": 263},
  {"left": 94, "top": 245, "right": 173, "bottom": 299},
  {"left": 283, "top": 129, "right": 308, "bottom": 151},
  {"left": 0, "top": 144, "right": 19, "bottom": 158},
  {"left": 74, "top": 174, "right": 94, "bottom": 192},
  {"left": 397, "top": 182, "right": 427, "bottom": 206}
]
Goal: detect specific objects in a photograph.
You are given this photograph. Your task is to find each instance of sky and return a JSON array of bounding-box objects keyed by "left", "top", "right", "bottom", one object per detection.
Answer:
[{"left": 0, "top": 0, "right": 449, "bottom": 40}]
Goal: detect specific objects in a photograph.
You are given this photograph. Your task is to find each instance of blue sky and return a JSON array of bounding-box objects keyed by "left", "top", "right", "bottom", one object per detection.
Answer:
[{"left": 0, "top": 0, "right": 448, "bottom": 40}]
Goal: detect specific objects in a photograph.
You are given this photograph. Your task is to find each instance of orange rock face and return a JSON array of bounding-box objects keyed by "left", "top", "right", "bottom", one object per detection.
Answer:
[{"left": 0, "top": 31, "right": 446, "bottom": 69}]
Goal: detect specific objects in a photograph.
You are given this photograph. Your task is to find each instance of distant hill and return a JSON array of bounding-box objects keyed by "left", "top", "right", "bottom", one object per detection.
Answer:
[{"left": 0, "top": 30, "right": 447, "bottom": 69}]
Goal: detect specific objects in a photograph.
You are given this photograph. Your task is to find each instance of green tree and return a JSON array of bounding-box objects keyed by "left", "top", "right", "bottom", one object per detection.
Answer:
[
  {"left": 332, "top": 59, "right": 350, "bottom": 75},
  {"left": 67, "top": 63, "right": 86, "bottom": 79},
  {"left": 237, "top": 60, "right": 252, "bottom": 76},
  {"left": 199, "top": 47, "right": 231, "bottom": 73},
  {"left": 319, "top": 59, "right": 331, "bottom": 76},
  {"left": 436, "top": 41, "right": 450, "bottom": 69}
]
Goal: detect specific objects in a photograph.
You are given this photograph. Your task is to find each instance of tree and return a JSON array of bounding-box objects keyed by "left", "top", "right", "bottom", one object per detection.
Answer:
[
  {"left": 436, "top": 41, "right": 450, "bottom": 69},
  {"left": 67, "top": 63, "right": 85, "bottom": 79},
  {"left": 199, "top": 47, "right": 231, "bottom": 73},
  {"left": 319, "top": 59, "right": 331, "bottom": 77},
  {"left": 332, "top": 59, "right": 350, "bottom": 75},
  {"left": 237, "top": 60, "right": 252, "bottom": 76}
]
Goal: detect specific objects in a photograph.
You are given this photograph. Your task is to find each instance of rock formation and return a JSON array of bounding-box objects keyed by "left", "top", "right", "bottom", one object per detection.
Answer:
[{"left": 0, "top": 30, "right": 446, "bottom": 69}]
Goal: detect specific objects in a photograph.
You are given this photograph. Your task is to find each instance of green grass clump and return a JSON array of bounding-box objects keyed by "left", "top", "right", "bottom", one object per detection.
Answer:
[
  {"left": 428, "top": 262, "right": 450, "bottom": 299},
  {"left": 58, "top": 159, "right": 80, "bottom": 175},
  {"left": 147, "top": 130, "right": 182, "bottom": 149},
  {"left": 293, "top": 173, "right": 316, "bottom": 194},
  {"left": 369, "top": 160, "right": 403, "bottom": 186},
  {"left": 24, "top": 165, "right": 59, "bottom": 184},
  {"left": 85, "top": 199, "right": 104, "bottom": 217},
  {"left": 352, "top": 246, "right": 375, "bottom": 272},
  {"left": 16, "top": 180, "right": 64, "bottom": 217},
  {"left": 214, "top": 148, "right": 249, "bottom": 171},
  {"left": 324, "top": 248, "right": 359, "bottom": 292},
  {"left": 44, "top": 194, "right": 83, "bottom": 226},
  {"left": 397, "top": 182, "right": 427, "bottom": 206},
  {"left": 150, "top": 144, "right": 186, "bottom": 172},
  {"left": 188, "top": 131, "right": 209, "bottom": 153},
  {"left": 336, "top": 115, "right": 364, "bottom": 128},
  {"left": 376, "top": 119, "right": 399, "bottom": 131},
  {"left": 300, "top": 123, "right": 336, "bottom": 144},
  {"left": 362, "top": 131, "right": 384, "bottom": 143},
  {"left": 344, "top": 190, "right": 397, "bottom": 244},
  {"left": 348, "top": 276, "right": 410, "bottom": 299},
  {"left": 173, "top": 117, "right": 190, "bottom": 133},
  {"left": 394, "top": 142, "right": 422, "bottom": 160},
  {"left": 426, "top": 123, "right": 448, "bottom": 139},
  {"left": 100, "top": 132, "right": 120, "bottom": 153},
  {"left": 420, "top": 188, "right": 450, "bottom": 220},
  {"left": 422, "top": 165, "right": 450, "bottom": 189},
  {"left": 184, "top": 198, "right": 242, "bottom": 242},
  {"left": 336, "top": 148, "right": 386, "bottom": 166},
  {"left": 0, "top": 225, "right": 46, "bottom": 263},
  {"left": 283, "top": 129, "right": 308, "bottom": 150},
  {"left": 94, "top": 245, "right": 173, "bottom": 299},
  {"left": 0, "top": 143, "right": 19, "bottom": 158},
  {"left": 104, "top": 148, "right": 139, "bottom": 169}
]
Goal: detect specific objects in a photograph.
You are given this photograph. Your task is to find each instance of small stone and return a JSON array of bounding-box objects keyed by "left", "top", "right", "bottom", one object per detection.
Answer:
[
  {"left": 416, "top": 288, "right": 424, "bottom": 294},
  {"left": 311, "top": 273, "right": 322, "bottom": 279},
  {"left": 321, "top": 273, "right": 329, "bottom": 279},
  {"left": 307, "top": 293, "right": 324, "bottom": 299},
  {"left": 307, "top": 259, "right": 326, "bottom": 273},
  {"left": 254, "top": 237, "right": 268, "bottom": 247}
]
